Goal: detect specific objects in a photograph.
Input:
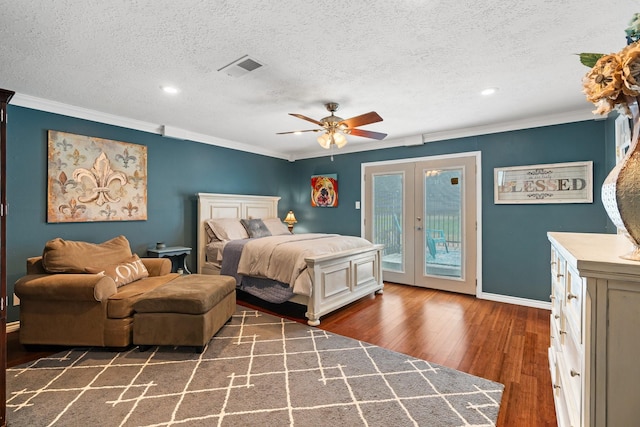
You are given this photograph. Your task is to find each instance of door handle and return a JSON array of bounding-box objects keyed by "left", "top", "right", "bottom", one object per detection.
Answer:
[{"left": 416, "top": 227, "right": 423, "bottom": 231}]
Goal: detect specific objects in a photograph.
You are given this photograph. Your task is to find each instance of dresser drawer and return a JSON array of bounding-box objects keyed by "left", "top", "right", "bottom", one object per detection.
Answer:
[
  {"left": 551, "top": 253, "right": 566, "bottom": 287},
  {"left": 565, "top": 265, "right": 583, "bottom": 344},
  {"left": 551, "top": 251, "right": 566, "bottom": 296},
  {"left": 550, "top": 246, "right": 562, "bottom": 278},
  {"left": 550, "top": 313, "right": 563, "bottom": 349},
  {"left": 551, "top": 276, "right": 563, "bottom": 313},
  {"left": 551, "top": 351, "right": 573, "bottom": 427},
  {"left": 558, "top": 353, "right": 581, "bottom": 427},
  {"left": 550, "top": 291, "right": 563, "bottom": 333},
  {"left": 550, "top": 249, "right": 565, "bottom": 318},
  {"left": 548, "top": 346, "right": 557, "bottom": 389},
  {"left": 562, "top": 328, "right": 582, "bottom": 386}
]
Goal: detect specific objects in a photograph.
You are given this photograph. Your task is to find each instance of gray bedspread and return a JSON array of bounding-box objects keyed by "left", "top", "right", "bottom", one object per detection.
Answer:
[{"left": 220, "top": 238, "right": 249, "bottom": 284}]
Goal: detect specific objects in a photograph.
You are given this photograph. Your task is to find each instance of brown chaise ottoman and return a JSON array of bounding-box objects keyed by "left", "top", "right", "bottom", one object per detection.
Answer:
[{"left": 132, "top": 274, "right": 236, "bottom": 352}]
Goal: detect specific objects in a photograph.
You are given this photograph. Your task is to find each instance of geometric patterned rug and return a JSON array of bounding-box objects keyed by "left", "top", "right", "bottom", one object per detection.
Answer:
[{"left": 7, "top": 306, "right": 503, "bottom": 426}]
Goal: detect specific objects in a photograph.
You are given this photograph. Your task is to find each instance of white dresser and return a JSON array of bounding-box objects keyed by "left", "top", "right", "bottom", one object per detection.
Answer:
[{"left": 548, "top": 232, "right": 640, "bottom": 427}]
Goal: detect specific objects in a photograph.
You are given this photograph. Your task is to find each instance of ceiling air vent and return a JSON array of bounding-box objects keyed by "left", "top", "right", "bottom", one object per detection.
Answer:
[{"left": 218, "top": 55, "right": 265, "bottom": 77}]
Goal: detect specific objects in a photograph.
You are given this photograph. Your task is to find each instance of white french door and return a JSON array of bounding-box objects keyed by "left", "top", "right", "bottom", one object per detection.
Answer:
[{"left": 364, "top": 153, "right": 479, "bottom": 295}]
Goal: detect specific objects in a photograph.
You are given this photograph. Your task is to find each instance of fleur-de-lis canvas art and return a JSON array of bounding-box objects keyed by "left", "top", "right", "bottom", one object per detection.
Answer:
[{"left": 47, "top": 130, "right": 148, "bottom": 223}]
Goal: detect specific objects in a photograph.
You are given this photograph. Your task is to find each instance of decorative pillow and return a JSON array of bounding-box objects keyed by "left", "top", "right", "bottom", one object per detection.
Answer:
[
  {"left": 85, "top": 254, "right": 149, "bottom": 287},
  {"left": 204, "top": 221, "right": 218, "bottom": 242},
  {"left": 241, "top": 218, "right": 272, "bottom": 238},
  {"left": 206, "top": 218, "right": 249, "bottom": 241},
  {"left": 262, "top": 217, "right": 291, "bottom": 235},
  {"left": 42, "top": 235, "right": 132, "bottom": 273}
]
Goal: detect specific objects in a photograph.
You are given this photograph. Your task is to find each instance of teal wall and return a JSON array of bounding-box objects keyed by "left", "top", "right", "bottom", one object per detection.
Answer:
[
  {"left": 6, "top": 106, "right": 292, "bottom": 322},
  {"left": 5, "top": 104, "right": 615, "bottom": 322},
  {"left": 288, "top": 120, "right": 612, "bottom": 302}
]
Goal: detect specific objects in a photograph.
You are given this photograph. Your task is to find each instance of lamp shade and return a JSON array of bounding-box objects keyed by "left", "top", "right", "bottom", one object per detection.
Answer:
[
  {"left": 317, "top": 131, "right": 348, "bottom": 149},
  {"left": 333, "top": 132, "right": 347, "bottom": 148},
  {"left": 317, "top": 133, "right": 331, "bottom": 149},
  {"left": 283, "top": 210, "right": 297, "bottom": 232},
  {"left": 283, "top": 210, "right": 297, "bottom": 224}
]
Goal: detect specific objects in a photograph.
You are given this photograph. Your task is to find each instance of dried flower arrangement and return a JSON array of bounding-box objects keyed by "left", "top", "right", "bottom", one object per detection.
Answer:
[{"left": 581, "top": 13, "right": 640, "bottom": 116}]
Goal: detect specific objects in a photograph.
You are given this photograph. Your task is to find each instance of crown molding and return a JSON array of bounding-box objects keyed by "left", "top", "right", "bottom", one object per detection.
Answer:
[
  {"left": 10, "top": 93, "right": 290, "bottom": 161},
  {"left": 420, "top": 109, "right": 597, "bottom": 143},
  {"left": 11, "top": 93, "right": 599, "bottom": 163},
  {"left": 11, "top": 93, "right": 162, "bottom": 133}
]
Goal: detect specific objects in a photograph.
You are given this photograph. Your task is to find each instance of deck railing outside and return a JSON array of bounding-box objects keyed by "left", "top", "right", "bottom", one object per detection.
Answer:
[{"left": 373, "top": 210, "right": 461, "bottom": 255}]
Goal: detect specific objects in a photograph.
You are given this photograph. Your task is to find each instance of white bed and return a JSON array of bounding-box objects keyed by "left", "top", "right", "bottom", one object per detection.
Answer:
[{"left": 196, "top": 192, "right": 384, "bottom": 325}]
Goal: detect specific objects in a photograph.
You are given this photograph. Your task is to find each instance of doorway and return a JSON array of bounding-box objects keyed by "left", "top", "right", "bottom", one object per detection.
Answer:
[{"left": 363, "top": 152, "right": 480, "bottom": 295}]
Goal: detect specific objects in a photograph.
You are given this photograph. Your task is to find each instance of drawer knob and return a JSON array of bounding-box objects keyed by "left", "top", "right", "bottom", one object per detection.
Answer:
[
  {"left": 553, "top": 384, "right": 561, "bottom": 390},
  {"left": 554, "top": 314, "right": 560, "bottom": 319},
  {"left": 567, "top": 293, "right": 578, "bottom": 300},
  {"left": 570, "top": 369, "right": 580, "bottom": 377},
  {"left": 549, "top": 294, "right": 555, "bottom": 300},
  {"left": 551, "top": 261, "right": 557, "bottom": 266},
  {"left": 557, "top": 273, "right": 564, "bottom": 278},
  {"left": 560, "top": 330, "right": 567, "bottom": 335}
]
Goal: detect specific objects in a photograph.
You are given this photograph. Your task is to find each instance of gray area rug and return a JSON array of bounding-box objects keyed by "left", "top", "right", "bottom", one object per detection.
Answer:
[{"left": 7, "top": 306, "right": 503, "bottom": 426}]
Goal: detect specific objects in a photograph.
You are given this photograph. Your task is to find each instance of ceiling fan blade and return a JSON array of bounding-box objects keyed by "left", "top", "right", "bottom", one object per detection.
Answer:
[
  {"left": 289, "top": 113, "right": 324, "bottom": 126},
  {"left": 349, "top": 128, "right": 388, "bottom": 140},
  {"left": 340, "top": 111, "right": 383, "bottom": 129},
  {"left": 276, "top": 129, "right": 321, "bottom": 135}
]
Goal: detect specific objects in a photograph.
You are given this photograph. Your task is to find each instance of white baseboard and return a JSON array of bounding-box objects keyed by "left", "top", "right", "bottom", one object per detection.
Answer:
[
  {"left": 7, "top": 321, "right": 19, "bottom": 333},
  {"left": 478, "top": 292, "right": 551, "bottom": 310}
]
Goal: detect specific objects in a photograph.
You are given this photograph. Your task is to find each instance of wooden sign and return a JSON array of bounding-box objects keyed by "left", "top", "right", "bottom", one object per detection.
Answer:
[{"left": 494, "top": 161, "right": 593, "bottom": 204}]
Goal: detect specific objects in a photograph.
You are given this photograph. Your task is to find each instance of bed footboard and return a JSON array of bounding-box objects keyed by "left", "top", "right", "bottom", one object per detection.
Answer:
[{"left": 303, "top": 244, "right": 384, "bottom": 326}]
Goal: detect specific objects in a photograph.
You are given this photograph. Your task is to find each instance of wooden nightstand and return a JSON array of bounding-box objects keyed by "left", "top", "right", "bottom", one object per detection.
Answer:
[{"left": 147, "top": 246, "right": 191, "bottom": 274}]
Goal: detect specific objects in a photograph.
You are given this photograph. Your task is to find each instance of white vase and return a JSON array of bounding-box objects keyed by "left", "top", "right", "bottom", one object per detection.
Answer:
[{"left": 602, "top": 96, "right": 640, "bottom": 260}]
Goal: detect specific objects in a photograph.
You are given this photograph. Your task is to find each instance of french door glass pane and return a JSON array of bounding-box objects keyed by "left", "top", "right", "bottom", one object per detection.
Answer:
[
  {"left": 424, "top": 168, "right": 462, "bottom": 278},
  {"left": 372, "top": 173, "right": 403, "bottom": 272}
]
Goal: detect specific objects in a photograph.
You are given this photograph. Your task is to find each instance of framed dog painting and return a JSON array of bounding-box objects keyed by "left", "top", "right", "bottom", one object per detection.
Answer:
[{"left": 311, "top": 174, "right": 338, "bottom": 207}]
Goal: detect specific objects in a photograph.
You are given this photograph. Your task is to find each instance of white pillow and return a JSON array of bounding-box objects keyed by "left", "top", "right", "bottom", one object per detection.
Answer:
[
  {"left": 206, "top": 218, "right": 249, "bottom": 241},
  {"left": 262, "top": 218, "right": 291, "bottom": 235}
]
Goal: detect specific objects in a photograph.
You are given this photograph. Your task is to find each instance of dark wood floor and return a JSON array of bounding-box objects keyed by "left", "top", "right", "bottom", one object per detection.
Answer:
[{"left": 7, "top": 282, "right": 556, "bottom": 426}]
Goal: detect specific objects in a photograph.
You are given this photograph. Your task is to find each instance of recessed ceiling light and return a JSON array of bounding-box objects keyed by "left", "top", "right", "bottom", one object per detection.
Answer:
[
  {"left": 293, "top": 131, "right": 302, "bottom": 135},
  {"left": 481, "top": 87, "right": 498, "bottom": 96},
  {"left": 161, "top": 86, "right": 179, "bottom": 94}
]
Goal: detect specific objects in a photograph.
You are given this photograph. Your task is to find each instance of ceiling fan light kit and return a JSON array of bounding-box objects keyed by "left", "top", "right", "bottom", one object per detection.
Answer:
[
  {"left": 317, "top": 131, "right": 347, "bottom": 149},
  {"left": 277, "top": 102, "right": 387, "bottom": 153}
]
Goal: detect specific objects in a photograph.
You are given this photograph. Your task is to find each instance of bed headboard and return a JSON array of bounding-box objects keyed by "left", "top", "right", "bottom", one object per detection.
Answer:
[{"left": 196, "top": 193, "right": 280, "bottom": 273}]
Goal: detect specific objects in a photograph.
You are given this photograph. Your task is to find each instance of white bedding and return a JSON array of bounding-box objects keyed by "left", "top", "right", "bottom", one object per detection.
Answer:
[{"left": 236, "top": 233, "right": 374, "bottom": 296}]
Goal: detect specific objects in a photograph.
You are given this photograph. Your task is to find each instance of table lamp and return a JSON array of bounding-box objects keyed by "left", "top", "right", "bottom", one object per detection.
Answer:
[{"left": 283, "top": 210, "right": 297, "bottom": 232}]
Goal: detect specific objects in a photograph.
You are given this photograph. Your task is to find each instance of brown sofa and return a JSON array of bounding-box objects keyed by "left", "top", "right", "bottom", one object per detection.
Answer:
[{"left": 14, "top": 236, "right": 181, "bottom": 348}]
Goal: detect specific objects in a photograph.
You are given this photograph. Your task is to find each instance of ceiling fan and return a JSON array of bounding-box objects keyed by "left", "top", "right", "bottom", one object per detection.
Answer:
[{"left": 277, "top": 102, "right": 387, "bottom": 150}]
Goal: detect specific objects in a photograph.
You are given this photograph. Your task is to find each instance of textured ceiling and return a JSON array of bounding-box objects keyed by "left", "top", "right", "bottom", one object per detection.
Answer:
[{"left": 0, "top": 1, "right": 636, "bottom": 160}]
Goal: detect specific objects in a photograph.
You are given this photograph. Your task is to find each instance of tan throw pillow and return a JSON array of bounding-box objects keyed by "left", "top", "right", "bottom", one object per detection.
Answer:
[
  {"left": 86, "top": 254, "right": 149, "bottom": 287},
  {"left": 206, "top": 218, "right": 249, "bottom": 241},
  {"left": 42, "top": 235, "right": 132, "bottom": 273},
  {"left": 262, "top": 218, "right": 292, "bottom": 235}
]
